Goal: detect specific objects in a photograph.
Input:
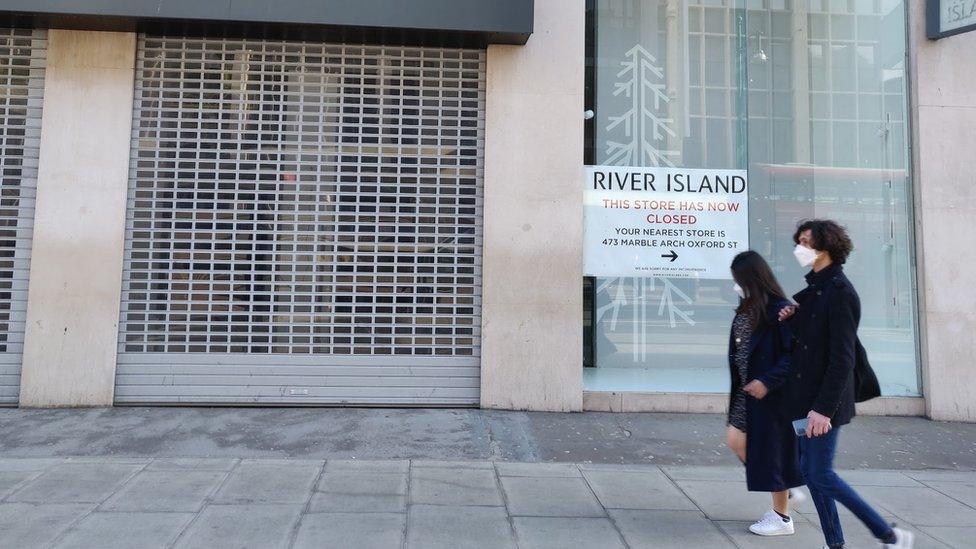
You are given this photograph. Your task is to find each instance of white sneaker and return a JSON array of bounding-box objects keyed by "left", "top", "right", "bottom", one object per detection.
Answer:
[
  {"left": 883, "top": 527, "right": 915, "bottom": 548},
  {"left": 789, "top": 488, "right": 808, "bottom": 507},
  {"left": 748, "top": 509, "right": 795, "bottom": 536}
]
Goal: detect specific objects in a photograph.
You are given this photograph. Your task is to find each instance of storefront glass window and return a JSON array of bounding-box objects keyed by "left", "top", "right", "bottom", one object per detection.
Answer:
[{"left": 584, "top": 0, "right": 919, "bottom": 396}]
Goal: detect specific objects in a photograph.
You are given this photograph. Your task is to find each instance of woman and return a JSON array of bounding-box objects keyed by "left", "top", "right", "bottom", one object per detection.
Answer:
[{"left": 726, "top": 250, "right": 804, "bottom": 537}]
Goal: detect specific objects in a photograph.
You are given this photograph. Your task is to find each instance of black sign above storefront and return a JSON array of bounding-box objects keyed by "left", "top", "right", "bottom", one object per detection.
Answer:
[
  {"left": 928, "top": 0, "right": 976, "bottom": 39},
  {"left": 0, "top": 0, "right": 534, "bottom": 46}
]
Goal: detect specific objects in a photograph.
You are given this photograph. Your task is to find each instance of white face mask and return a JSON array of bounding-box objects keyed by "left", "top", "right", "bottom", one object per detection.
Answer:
[
  {"left": 733, "top": 283, "right": 746, "bottom": 299},
  {"left": 793, "top": 244, "right": 819, "bottom": 268}
]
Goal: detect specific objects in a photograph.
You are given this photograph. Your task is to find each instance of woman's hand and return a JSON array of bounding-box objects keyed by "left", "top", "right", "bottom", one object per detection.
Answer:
[
  {"left": 805, "top": 410, "right": 832, "bottom": 438},
  {"left": 778, "top": 305, "right": 797, "bottom": 322},
  {"left": 743, "top": 380, "right": 769, "bottom": 400}
]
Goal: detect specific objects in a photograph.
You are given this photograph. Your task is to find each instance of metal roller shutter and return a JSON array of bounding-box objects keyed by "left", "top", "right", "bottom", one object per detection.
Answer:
[
  {"left": 117, "top": 36, "right": 484, "bottom": 405},
  {"left": 0, "top": 28, "right": 45, "bottom": 405}
]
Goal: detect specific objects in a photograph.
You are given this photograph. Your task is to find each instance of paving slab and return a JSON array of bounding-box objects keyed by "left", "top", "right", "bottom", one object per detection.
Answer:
[
  {"left": 673, "top": 479, "right": 809, "bottom": 522},
  {"left": 52, "top": 511, "right": 194, "bottom": 549},
  {"left": 0, "top": 503, "right": 93, "bottom": 547},
  {"left": 0, "top": 470, "right": 38, "bottom": 498},
  {"left": 293, "top": 512, "right": 405, "bottom": 549},
  {"left": 100, "top": 471, "right": 226, "bottom": 512},
  {"left": 788, "top": 484, "right": 891, "bottom": 520},
  {"left": 0, "top": 458, "right": 62, "bottom": 472},
  {"left": 583, "top": 468, "right": 698, "bottom": 510},
  {"left": 922, "top": 480, "right": 976, "bottom": 508},
  {"left": 578, "top": 463, "right": 663, "bottom": 473},
  {"left": 512, "top": 517, "right": 626, "bottom": 549},
  {"left": 919, "top": 526, "right": 976, "bottom": 548},
  {"left": 64, "top": 457, "right": 150, "bottom": 465},
  {"left": 6, "top": 462, "right": 144, "bottom": 503},
  {"left": 809, "top": 514, "right": 949, "bottom": 549},
  {"left": 411, "top": 460, "right": 494, "bottom": 469},
  {"left": 715, "top": 519, "right": 824, "bottom": 548},
  {"left": 609, "top": 509, "right": 732, "bottom": 549},
  {"left": 406, "top": 504, "right": 516, "bottom": 549},
  {"left": 213, "top": 460, "right": 321, "bottom": 504},
  {"left": 318, "top": 471, "right": 407, "bottom": 495},
  {"left": 858, "top": 485, "right": 976, "bottom": 527},
  {"left": 661, "top": 465, "right": 746, "bottom": 482},
  {"left": 0, "top": 456, "right": 973, "bottom": 549},
  {"left": 144, "top": 458, "right": 239, "bottom": 472},
  {"left": 309, "top": 471, "right": 407, "bottom": 513},
  {"left": 326, "top": 460, "right": 409, "bottom": 473},
  {"left": 174, "top": 504, "right": 302, "bottom": 549},
  {"left": 793, "top": 496, "right": 897, "bottom": 524},
  {"left": 905, "top": 470, "right": 976, "bottom": 483},
  {"left": 409, "top": 466, "right": 503, "bottom": 506},
  {"left": 309, "top": 491, "right": 406, "bottom": 514},
  {"left": 794, "top": 504, "right": 945, "bottom": 549},
  {"left": 500, "top": 476, "right": 605, "bottom": 517},
  {"left": 495, "top": 462, "right": 581, "bottom": 478},
  {"left": 831, "top": 469, "right": 924, "bottom": 487}
]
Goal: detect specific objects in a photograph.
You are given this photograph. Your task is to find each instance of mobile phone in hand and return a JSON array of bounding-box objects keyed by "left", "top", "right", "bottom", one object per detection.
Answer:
[{"left": 792, "top": 418, "right": 808, "bottom": 437}]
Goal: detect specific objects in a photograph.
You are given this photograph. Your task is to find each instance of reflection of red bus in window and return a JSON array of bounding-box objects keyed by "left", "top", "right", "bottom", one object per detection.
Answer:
[{"left": 750, "top": 163, "right": 914, "bottom": 329}]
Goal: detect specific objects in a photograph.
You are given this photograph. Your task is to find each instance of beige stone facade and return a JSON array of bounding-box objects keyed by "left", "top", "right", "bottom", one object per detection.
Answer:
[
  {"left": 908, "top": 1, "right": 976, "bottom": 422},
  {"left": 481, "top": 0, "right": 585, "bottom": 411},
  {"left": 19, "top": 30, "right": 136, "bottom": 406},
  {"left": 4, "top": 3, "right": 974, "bottom": 421}
]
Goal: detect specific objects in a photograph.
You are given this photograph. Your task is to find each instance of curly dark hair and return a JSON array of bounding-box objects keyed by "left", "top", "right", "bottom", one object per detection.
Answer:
[{"left": 793, "top": 219, "right": 854, "bottom": 264}]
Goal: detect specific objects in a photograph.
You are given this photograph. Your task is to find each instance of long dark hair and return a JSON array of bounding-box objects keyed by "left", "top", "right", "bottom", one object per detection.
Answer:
[{"left": 731, "top": 251, "right": 789, "bottom": 328}]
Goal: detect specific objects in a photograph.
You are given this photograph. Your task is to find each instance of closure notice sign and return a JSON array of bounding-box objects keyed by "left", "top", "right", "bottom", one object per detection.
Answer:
[{"left": 584, "top": 165, "right": 749, "bottom": 280}]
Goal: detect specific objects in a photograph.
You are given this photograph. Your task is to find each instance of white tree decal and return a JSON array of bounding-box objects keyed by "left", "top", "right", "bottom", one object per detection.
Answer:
[
  {"left": 596, "top": 44, "right": 696, "bottom": 359},
  {"left": 595, "top": 277, "right": 628, "bottom": 332},
  {"left": 657, "top": 278, "right": 695, "bottom": 328},
  {"left": 604, "top": 45, "right": 678, "bottom": 167}
]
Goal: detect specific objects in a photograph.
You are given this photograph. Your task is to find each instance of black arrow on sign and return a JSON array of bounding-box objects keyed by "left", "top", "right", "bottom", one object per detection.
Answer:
[{"left": 661, "top": 250, "right": 678, "bottom": 262}]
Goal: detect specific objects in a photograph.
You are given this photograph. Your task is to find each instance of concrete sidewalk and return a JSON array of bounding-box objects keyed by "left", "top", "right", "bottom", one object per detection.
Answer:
[
  {"left": 1, "top": 457, "right": 974, "bottom": 549},
  {"left": 2, "top": 409, "right": 975, "bottom": 547},
  {"left": 3, "top": 408, "right": 976, "bottom": 469}
]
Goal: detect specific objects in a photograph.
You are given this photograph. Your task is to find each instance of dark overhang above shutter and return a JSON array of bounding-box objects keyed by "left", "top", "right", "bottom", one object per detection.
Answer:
[{"left": 0, "top": 0, "right": 534, "bottom": 47}]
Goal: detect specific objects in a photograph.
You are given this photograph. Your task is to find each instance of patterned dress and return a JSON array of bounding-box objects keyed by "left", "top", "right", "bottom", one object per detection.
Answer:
[{"left": 728, "top": 310, "right": 755, "bottom": 432}]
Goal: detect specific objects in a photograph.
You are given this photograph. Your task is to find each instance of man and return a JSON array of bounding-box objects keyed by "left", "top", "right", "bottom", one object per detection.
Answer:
[{"left": 782, "top": 219, "right": 913, "bottom": 549}]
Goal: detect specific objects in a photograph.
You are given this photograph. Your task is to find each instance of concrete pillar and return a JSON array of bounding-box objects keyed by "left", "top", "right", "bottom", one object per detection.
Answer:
[
  {"left": 907, "top": 4, "right": 976, "bottom": 421},
  {"left": 19, "top": 30, "right": 136, "bottom": 407},
  {"left": 481, "top": 0, "right": 585, "bottom": 411}
]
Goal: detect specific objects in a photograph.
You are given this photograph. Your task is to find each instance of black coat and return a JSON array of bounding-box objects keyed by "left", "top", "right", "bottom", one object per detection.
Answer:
[
  {"left": 727, "top": 296, "right": 803, "bottom": 492},
  {"left": 784, "top": 264, "right": 859, "bottom": 426}
]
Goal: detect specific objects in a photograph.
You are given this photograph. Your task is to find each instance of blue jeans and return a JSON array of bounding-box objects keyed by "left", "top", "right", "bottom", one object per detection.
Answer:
[{"left": 799, "top": 427, "right": 893, "bottom": 547}]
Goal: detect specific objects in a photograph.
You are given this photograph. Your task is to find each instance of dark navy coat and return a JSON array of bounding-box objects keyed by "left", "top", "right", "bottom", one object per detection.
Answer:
[
  {"left": 783, "top": 264, "right": 859, "bottom": 426},
  {"left": 728, "top": 296, "right": 804, "bottom": 492}
]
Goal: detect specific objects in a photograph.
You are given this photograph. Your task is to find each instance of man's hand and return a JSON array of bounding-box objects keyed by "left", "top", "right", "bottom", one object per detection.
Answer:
[
  {"left": 805, "top": 410, "right": 832, "bottom": 438},
  {"left": 778, "top": 305, "right": 797, "bottom": 322},
  {"left": 743, "top": 380, "right": 769, "bottom": 400}
]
